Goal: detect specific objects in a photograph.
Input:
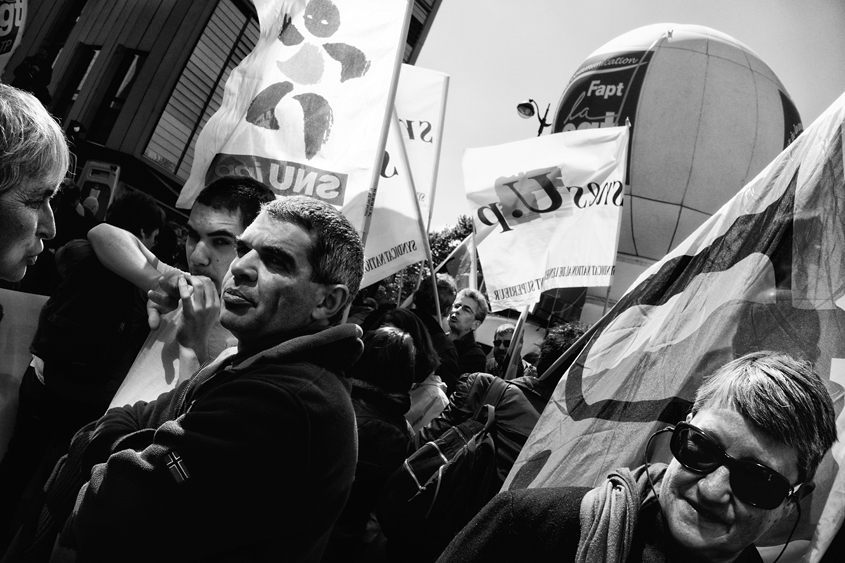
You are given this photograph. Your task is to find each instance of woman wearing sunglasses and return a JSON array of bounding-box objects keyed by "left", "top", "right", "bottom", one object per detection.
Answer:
[{"left": 436, "top": 351, "right": 837, "bottom": 563}]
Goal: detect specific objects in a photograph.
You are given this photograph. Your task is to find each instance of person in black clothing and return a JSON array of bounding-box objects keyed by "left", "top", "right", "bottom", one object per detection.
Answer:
[
  {"left": 412, "top": 273, "right": 460, "bottom": 393},
  {"left": 447, "top": 288, "right": 488, "bottom": 376},
  {"left": 323, "top": 326, "right": 416, "bottom": 562},
  {"left": 0, "top": 191, "right": 165, "bottom": 548}
]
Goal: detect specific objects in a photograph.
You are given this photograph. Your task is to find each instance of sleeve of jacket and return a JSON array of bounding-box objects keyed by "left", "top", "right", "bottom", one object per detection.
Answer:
[
  {"left": 457, "top": 346, "right": 487, "bottom": 377},
  {"left": 69, "top": 373, "right": 341, "bottom": 561},
  {"left": 435, "top": 487, "right": 587, "bottom": 563},
  {"left": 433, "top": 335, "right": 460, "bottom": 393},
  {"left": 419, "top": 373, "right": 485, "bottom": 444},
  {"left": 82, "top": 380, "right": 189, "bottom": 469}
]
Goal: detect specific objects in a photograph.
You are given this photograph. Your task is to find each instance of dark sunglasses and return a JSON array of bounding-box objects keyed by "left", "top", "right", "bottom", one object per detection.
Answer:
[
  {"left": 493, "top": 339, "right": 511, "bottom": 348},
  {"left": 670, "top": 422, "right": 799, "bottom": 510}
]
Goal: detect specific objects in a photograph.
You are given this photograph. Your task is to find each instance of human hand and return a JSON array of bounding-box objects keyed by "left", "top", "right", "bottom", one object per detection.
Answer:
[
  {"left": 147, "top": 270, "right": 186, "bottom": 329},
  {"left": 174, "top": 275, "right": 220, "bottom": 360}
]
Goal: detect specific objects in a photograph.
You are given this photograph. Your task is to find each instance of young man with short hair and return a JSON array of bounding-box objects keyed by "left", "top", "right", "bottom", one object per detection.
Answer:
[
  {"left": 447, "top": 287, "right": 489, "bottom": 376},
  {"left": 87, "top": 177, "right": 275, "bottom": 406}
]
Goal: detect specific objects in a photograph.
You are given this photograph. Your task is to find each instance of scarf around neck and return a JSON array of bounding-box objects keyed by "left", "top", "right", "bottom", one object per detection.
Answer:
[{"left": 575, "top": 463, "right": 667, "bottom": 563}]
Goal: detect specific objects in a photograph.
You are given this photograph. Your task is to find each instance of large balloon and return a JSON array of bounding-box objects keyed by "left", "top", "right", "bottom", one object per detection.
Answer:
[{"left": 552, "top": 24, "right": 802, "bottom": 321}]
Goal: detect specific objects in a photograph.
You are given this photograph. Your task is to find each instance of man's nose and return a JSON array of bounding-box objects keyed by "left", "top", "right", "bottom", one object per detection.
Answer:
[
  {"left": 190, "top": 240, "right": 210, "bottom": 265},
  {"left": 697, "top": 465, "right": 733, "bottom": 504},
  {"left": 229, "top": 250, "right": 257, "bottom": 281}
]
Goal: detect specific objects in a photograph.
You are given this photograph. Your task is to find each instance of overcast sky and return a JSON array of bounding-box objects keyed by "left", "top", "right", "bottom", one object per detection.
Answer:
[{"left": 416, "top": 0, "right": 845, "bottom": 231}]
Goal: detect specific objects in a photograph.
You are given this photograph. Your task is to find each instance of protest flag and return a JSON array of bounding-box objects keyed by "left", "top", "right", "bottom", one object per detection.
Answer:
[
  {"left": 393, "top": 64, "right": 449, "bottom": 228},
  {"left": 506, "top": 91, "right": 845, "bottom": 562},
  {"left": 462, "top": 127, "right": 629, "bottom": 312},
  {"left": 175, "top": 0, "right": 413, "bottom": 240},
  {"left": 360, "top": 65, "right": 450, "bottom": 287},
  {"left": 360, "top": 111, "right": 428, "bottom": 287}
]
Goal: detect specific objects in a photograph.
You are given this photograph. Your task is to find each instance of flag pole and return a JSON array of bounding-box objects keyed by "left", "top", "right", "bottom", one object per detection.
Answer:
[
  {"left": 426, "top": 75, "right": 450, "bottom": 230},
  {"left": 358, "top": 0, "right": 414, "bottom": 249},
  {"left": 392, "top": 107, "right": 440, "bottom": 320},
  {"left": 503, "top": 304, "right": 530, "bottom": 380},
  {"left": 469, "top": 227, "right": 478, "bottom": 290}
]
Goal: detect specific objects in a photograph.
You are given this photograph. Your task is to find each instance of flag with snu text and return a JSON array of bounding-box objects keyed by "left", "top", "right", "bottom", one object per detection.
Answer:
[
  {"left": 506, "top": 91, "right": 845, "bottom": 562},
  {"left": 176, "top": 0, "right": 412, "bottom": 237}
]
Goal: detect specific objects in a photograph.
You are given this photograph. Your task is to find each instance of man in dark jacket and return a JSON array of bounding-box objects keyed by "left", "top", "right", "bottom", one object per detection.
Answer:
[
  {"left": 62, "top": 195, "right": 365, "bottom": 562},
  {"left": 447, "top": 288, "right": 488, "bottom": 376}
]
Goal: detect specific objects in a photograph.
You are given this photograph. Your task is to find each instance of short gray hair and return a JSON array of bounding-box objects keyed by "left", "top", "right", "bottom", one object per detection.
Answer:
[
  {"left": 692, "top": 350, "right": 837, "bottom": 483},
  {"left": 495, "top": 323, "right": 516, "bottom": 337},
  {"left": 456, "top": 288, "right": 488, "bottom": 323},
  {"left": 262, "top": 196, "right": 363, "bottom": 319},
  {"left": 0, "top": 84, "right": 69, "bottom": 196}
]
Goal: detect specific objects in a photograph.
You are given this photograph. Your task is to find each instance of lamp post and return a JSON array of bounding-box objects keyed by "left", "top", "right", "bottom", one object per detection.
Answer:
[{"left": 517, "top": 99, "right": 551, "bottom": 136}]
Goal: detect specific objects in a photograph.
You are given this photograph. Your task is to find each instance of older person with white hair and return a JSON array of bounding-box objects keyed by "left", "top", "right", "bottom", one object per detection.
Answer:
[{"left": 0, "top": 84, "right": 68, "bottom": 282}]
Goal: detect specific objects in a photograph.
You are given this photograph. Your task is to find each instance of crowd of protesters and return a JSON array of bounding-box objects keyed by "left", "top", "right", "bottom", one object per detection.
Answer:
[{"left": 0, "top": 82, "right": 841, "bottom": 563}]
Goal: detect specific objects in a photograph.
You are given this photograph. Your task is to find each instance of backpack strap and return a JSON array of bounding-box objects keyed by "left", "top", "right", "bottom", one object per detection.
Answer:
[
  {"left": 471, "top": 375, "right": 510, "bottom": 433},
  {"left": 473, "top": 375, "right": 509, "bottom": 417}
]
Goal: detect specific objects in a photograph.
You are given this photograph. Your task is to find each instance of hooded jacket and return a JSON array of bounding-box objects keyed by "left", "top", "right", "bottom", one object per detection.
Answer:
[{"left": 69, "top": 323, "right": 364, "bottom": 563}]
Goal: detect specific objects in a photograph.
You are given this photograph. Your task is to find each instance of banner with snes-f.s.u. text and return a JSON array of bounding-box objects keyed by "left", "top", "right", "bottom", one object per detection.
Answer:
[
  {"left": 176, "top": 0, "right": 412, "bottom": 235},
  {"left": 463, "top": 127, "right": 629, "bottom": 312}
]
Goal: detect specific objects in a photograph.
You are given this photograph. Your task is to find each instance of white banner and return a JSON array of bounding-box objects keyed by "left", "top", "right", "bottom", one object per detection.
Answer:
[
  {"left": 359, "top": 65, "right": 449, "bottom": 287},
  {"left": 360, "top": 112, "right": 426, "bottom": 287},
  {"left": 462, "top": 127, "right": 629, "bottom": 311},
  {"left": 394, "top": 63, "right": 449, "bottom": 225},
  {"left": 176, "top": 0, "right": 412, "bottom": 235}
]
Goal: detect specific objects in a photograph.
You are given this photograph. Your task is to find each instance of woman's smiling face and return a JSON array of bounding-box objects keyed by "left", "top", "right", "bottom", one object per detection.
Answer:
[{"left": 659, "top": 407, "right": 799, "bottom": 563}]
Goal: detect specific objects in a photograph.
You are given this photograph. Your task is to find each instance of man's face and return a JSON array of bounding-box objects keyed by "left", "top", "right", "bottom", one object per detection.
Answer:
[
  {"left": 659, "top": 407, "right": 799, "bottom": 562},
  {"left": 220, "top": 213, "right": 327, "bottom": 349},
  {"left": 185, "top": 203, "right": 244, "bottom": 292},
  {"left": 448, "top": 295, "right": 480, "bottom": 338},
  {"left": 493, "top": 329, "right": 514, "bottom": 364},
  {"left": 0, "top": 175, "right": 58, "bottom": 282}
]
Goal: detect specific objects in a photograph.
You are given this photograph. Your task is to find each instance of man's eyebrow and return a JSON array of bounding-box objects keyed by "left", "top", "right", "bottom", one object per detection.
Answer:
[
  {"left": 206, "top": 229, "right": 238, "bottom": 238},
  {"left": 256, "top": 243, "right": 297, "bottom": 270}
]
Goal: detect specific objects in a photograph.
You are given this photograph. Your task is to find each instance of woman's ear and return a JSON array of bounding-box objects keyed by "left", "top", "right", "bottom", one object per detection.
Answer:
[{"left": 685, "top": 412, "right": 693, "bottom": 423}]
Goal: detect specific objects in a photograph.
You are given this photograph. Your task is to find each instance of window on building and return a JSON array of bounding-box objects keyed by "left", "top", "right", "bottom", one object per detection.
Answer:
[
  {"left": 143, "top": 0, "right": 259, "bottom": 180},
  {"left": 87, "top": 49, "right": 147, "bottom": 144},
  {"left": 52, "top": 44, "right": 100, "bottom": 123}
]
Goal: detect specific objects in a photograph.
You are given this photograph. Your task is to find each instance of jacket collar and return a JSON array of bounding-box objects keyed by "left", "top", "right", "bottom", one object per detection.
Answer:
[{"left": 194, "top": 323, "right": 364, "bottom": 381}]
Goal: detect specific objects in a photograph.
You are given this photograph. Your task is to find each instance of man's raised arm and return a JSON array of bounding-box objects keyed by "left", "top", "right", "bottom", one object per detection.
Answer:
[
  {"left": 88, "top": 223, "right": 178, "bottom": 292},
  {"left": 88, "top": 223, "right": 185, "bottom": 329}
]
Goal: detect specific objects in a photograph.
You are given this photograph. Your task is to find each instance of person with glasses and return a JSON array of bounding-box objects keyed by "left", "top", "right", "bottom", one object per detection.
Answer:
[
  {"left": 485, "top": 322, "right": 537, "bottom": 380},
  {"left": 435, "top": 351, "right": 837, "bottom": 563}
]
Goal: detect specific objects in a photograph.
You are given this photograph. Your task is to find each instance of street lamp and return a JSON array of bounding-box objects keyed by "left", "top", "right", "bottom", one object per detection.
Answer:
[{"left": 517, "top": 99, "right": 551, "bottom": 136}]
